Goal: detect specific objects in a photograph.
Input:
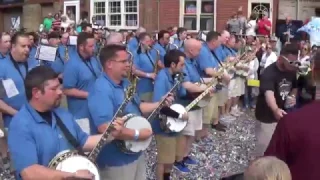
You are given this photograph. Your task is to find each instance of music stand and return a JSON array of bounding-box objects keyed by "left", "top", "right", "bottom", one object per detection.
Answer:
[
  {"left": 68, "top": 35, "right": 77, "bottom": 46},
  {"left": 35, "top": 44, "right": 58, "bottom": 63}
]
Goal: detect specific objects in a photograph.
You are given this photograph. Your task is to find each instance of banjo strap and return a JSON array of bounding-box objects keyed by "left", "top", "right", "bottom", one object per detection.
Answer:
[{"left": 53, "top": 113, "right": 85, "bottom": 156}]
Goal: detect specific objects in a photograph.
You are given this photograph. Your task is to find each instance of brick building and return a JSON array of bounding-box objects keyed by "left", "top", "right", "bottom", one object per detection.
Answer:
[
  {"left": 0, "top": 0, "right": 60, "bottom": 32},
  {"left": 63, "top": 0, "right": 279, "bottom": 33}
]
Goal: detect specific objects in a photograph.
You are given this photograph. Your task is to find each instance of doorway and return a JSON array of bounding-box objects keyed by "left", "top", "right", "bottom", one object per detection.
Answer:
[
  {"left": 63, "top": 0, "right": 80, "bottom": 23},
  {"left": 248, "top": 0, "right": 273, "bottom": 23},
  {"left": 3, "top": 7, "right": 23, "bottom": 32}
]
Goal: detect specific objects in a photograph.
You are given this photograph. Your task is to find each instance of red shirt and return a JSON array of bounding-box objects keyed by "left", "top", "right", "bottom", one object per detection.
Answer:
[
  {"left": 257, "top": 19, "right": 271, "bottom": 35},
  {"left": 265, "top": 101, "right": 320, "bottom": 180}
]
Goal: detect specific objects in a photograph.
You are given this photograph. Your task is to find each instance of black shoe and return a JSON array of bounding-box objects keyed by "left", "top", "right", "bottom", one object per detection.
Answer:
[{"left": 211, "top": 123, "right": 226, "bottom": 132}]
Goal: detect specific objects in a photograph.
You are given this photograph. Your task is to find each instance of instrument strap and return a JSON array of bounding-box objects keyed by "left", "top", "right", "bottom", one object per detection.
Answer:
[
  {"left": 53, "top": 112, "right": 85, "bottom": 156},
  {"left": 189, "top": 59, "right": 205, "bottom": 84},
  {"left": 9, "top": 53, "right": 28, "bottom": 80},
  {"left": 145, "top": 51, "right": 156, "bottom": 69},
  {"left": 210, "top": 50, "right": 223, "bottom": 67}
]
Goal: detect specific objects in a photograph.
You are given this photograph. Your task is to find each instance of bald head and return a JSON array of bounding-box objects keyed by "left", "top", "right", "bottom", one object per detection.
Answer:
[
  {"left": 184, "top": 39, "right": 202, "bottom": 58},
  {"left": 106, "top": 32, "right": 123, "bottom": 45}
]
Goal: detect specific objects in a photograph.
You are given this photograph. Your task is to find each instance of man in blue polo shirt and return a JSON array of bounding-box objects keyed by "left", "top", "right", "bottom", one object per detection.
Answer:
[
  {"left": 132, "top": 32, "right": 159, "bottom": 102},
  {"left": 8, "top": 66, "right": 123, "bottom": 180},
  {"left": 63, "top": 32, "right": 102, "bottom": 134},
  {"left": 153, "top": 30, "right": 171, "bottom": 64},
  {"left": 195, "top": 31, "right": 230, "bottom": 134},
  {"left": 88, "top": 44, "right": 174, "bottom": 180}
]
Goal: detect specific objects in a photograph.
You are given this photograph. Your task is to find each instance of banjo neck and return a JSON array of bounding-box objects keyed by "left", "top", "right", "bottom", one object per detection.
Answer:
[
  {"left": 147, "top": 73, "right": 184, "bottom": 121},
  {"left": 185, "top": 79, "right": 219, "bottom": 112},
  {"left": 87, "top": 84, "right": 136, "bottom": 162}
]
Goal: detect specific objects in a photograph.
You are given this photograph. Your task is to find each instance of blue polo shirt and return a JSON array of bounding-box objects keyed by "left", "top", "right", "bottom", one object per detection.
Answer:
[
  {"left": 133, "top": 50, "right": 156, "bottom": 95},
  {"left": 63, "top": 51, "right": 102, "bottom": 119},
  {"left": 213, "top": 45, "right": 228, "bottom": 62},
  {"left": 8, "top": 103, "right": 88, "bottom": 180},
  {"left": 224, "top": 46, "right": 237, "bottom": 57},
  {"left": 0, "top": 54, "right": 36, "bottom": 127},
  {"left": 195, "top": 43, "right": 219, "bottom": 77},
  {"left": 88, "top": 73, "right": 142, "bottom": 167},
  {"left": 151, "top": 68, "right": 186, "bottom": 136},
  {"left": 49, "top": 45, "right": 70, "bottom": 74},
  {"left": 173, "top": 38, "right": 184, "bottom": 51},
  {"left": 127, "top": 37, "right": 139, "bottom": 52},
  {"left": 153, "top": 42, "right": 166, "bottom": 64}
]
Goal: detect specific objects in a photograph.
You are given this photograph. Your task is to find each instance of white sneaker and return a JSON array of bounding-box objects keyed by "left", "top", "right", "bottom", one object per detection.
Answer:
[{"left": 230, "top": 108, "right": 240, "bottom": 117}]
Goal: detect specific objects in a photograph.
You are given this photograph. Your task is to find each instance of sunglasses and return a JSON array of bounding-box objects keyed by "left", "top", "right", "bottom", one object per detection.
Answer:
[{"left": 282, "top": 55, "right": 300, "bottom": 66}]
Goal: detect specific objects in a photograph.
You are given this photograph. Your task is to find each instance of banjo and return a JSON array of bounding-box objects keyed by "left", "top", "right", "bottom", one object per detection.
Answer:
[
  {"left": 48, "top": 79, "right": 137, "bottom": 179},
  {"left": 167, "top": 78, "right": 223, "bottom": 132},
  {"left": 117, "top": 73, "right": 185, "bottom": 153}
]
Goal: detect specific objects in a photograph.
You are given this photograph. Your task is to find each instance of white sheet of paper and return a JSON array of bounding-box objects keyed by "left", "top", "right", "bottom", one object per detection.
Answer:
[
  {"left": 37, "top": 45, "right": 57, "bottom": 62},
  {"left": 69, "top": 36, "right": 77, "bottom": 46},
  {"left": 2, "top": 79, "right": 19, "bottom": 98}
]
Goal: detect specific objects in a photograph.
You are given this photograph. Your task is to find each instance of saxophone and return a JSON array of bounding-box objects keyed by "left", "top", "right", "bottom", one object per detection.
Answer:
[
  {"left": 65, "top": 45, "right": 69, "bottom": 61},
  {"left": 153, "top": 48, "right": 161, "bottom": 74},
  {"left": 166, "top": 42, "right": 179, "bottom": 52},
  {"left": 127, "top": 49, "right": 139, "bottom": 83}
]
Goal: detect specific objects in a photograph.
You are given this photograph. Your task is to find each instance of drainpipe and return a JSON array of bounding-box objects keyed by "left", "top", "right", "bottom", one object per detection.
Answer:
[{"left": 157, "top": 0, "right": 160, "bottom": 31}]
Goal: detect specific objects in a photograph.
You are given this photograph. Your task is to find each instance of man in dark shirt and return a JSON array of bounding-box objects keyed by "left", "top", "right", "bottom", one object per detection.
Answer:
[
  {"left": 264, "top": 51, "right": 320, "bottom": 180},
  {"left": 254, "top": 43, "right": 299, "bottom": 156}
]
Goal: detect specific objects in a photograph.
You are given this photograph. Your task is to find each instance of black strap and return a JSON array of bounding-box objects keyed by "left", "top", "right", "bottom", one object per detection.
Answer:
[
  {"left": 192, "top": 60, "right": 205, "bottom": 84},
  {"left": 83, "top": 60, "right": 98, "bottom": 79},
  {"left": 53, "top": 112, "right": 85, "bottom": 155},
  {"left": 210, "top": 50, "right": 223, "bottom": 67},
  {"left": 9, "top": 53, "right": 28, "bottom": 80},
  {"left": 145, "top": 51, "right": 156, "bottom": 69}
]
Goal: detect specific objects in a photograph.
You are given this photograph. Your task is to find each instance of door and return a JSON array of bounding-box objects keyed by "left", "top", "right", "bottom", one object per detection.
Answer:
[
  {"left": 248, "top": 0, "right": 273, "bottom": 23},
  {"left": 3, "top": 7, "right": 23, "bottom": 32},
  {"left": 64, "top": 0, "right": 80, "bottom": 24}
]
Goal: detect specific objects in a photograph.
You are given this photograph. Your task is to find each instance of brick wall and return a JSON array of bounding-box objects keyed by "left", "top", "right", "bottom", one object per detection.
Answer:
[{"left": 78, "top": 0, "right": 279, "bottom": 33}]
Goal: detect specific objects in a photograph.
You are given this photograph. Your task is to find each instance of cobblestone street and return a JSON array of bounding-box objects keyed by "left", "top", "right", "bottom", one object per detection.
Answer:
[{"left": 146, "top": 111, "right": 256, "bottom": 180}]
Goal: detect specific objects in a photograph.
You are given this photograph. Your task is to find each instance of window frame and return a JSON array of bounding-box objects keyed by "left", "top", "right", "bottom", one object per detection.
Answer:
[
  {"left": 179, "top": 0, "right": 217, "bottom": 32},
  {"left": 90, "top": 0, "right": 139, "bottom": 30}
]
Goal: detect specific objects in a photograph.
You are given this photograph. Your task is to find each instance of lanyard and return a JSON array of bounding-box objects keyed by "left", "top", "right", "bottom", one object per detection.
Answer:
[
  {"left": 83, "top": 60, "right": 98, "bottom": 79},
  {"left": 9, "top": 53, "right": 28, "bottom": 80},
  {"left": 78, "top": 52, "right": 98, "bottom": 79},
  {"left": 145, "top": 51, "right": 156, "bottom": 69},
  {"left": 186, "top": 60, "right": 204, "bottom": 83}
]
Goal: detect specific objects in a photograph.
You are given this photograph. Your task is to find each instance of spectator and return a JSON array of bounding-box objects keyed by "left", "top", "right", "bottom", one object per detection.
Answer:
[
  {"left": 226, "top": 13, "right": 241, "bottom": 34},
  {"left": 244, "top": 156, "right": 291, "bottom": 180},
  {"left": 52, "top": 13, "right": 61, "bottom": 31},
  {"left": 43, "top": 13, "right": 54, "bottom": 31},
  {"left": 246, "top": 13, "right": 257, "bottom": 36},
  {"left": 257, "top": 12, "right": 272, "bottom": 36}
]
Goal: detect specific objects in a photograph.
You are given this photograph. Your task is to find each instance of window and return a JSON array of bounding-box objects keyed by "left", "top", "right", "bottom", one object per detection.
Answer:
[
  {"left": 180, "top": 0, "right": 216, "bottom": 31},
  {"left": 91, "top": 0, "right": 139, "bottom": 29}
]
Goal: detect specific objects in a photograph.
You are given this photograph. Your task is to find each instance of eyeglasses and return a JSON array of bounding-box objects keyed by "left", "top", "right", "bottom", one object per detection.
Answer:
[{"left": 112, "top": 59, "right": 131, "bottom": 64}]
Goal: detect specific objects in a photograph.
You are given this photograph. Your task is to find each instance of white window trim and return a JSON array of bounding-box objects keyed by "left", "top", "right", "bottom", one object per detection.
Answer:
[
  {"left": 90, "top": 0, "right": 139, "bottom": 30},
  {"left": 179, "top": 0, "right": 217, "bottom": 33}
]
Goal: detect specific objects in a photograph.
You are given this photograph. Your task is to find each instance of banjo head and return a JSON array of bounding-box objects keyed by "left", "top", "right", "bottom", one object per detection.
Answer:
[
  {"left": 123, "top": 116, "right": 152, "bottom": 153},
  {"left": 166, "top": 104, "right": 187, "bottom": 132},
  {"left": 54, "top": 155, "right": 100, "bottom": 180}
]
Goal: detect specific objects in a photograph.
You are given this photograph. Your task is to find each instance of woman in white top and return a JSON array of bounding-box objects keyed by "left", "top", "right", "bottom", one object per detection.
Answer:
[
  {"left": 260, "top": 44, "right": 278, "bottom": 73},
  {"left": 299, "top": 43, "right": 311, "bottom": 64},
  {"left": 246, "top": 14, "right": 257, "bottom": 36}
]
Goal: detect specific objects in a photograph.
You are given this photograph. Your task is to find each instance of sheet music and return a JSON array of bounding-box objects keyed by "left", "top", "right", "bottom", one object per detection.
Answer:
[
  {"left": 69, "top": 36, "right": 77, "bottom": 46},
  {"left": 36, "top": 45, "right": 57, "bottom": 62}
]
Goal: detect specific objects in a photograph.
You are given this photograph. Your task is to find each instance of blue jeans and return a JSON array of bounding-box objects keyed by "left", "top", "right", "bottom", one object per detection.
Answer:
[{"left": 244, "top": 85, "right": 255, "bottom": 108}]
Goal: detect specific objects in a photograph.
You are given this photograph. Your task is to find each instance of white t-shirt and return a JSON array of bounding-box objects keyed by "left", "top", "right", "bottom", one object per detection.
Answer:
[
  {"left": 260, "top": 51, "right": 278, "bottom": 69},
  {"left": 246, "top": 20, "right": 257, "bottom": 36}
]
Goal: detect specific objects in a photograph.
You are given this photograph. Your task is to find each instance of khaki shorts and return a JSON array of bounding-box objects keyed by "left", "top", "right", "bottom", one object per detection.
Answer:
[
  {"left": 182, "top": 109, "right": 203, "bottom": 136},
  {"left": 155, "top": 135, "right": 182, "bottom": 164},
  {"left": 100, "top": 154, "right": 146, "bottom": 180},
  {"left": 217, "top": 88, "right": 228, "bottom": 106},
  {"left": 202, "top": 94, "right": 219, "bottom": 125},
  {"left": 140, "top": 92, "right": 153, "bottom": 102}
]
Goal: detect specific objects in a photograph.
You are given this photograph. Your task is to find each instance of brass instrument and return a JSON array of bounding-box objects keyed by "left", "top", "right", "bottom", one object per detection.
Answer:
[
  {"left": 126, "top": 49, "right": 139, "bottom": 83},
  {"left": 65, "top": 45, "right": 69, "bottom": 61},
  {"left": 153, "top": 48, "right": 161, "bottom": 74}
]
